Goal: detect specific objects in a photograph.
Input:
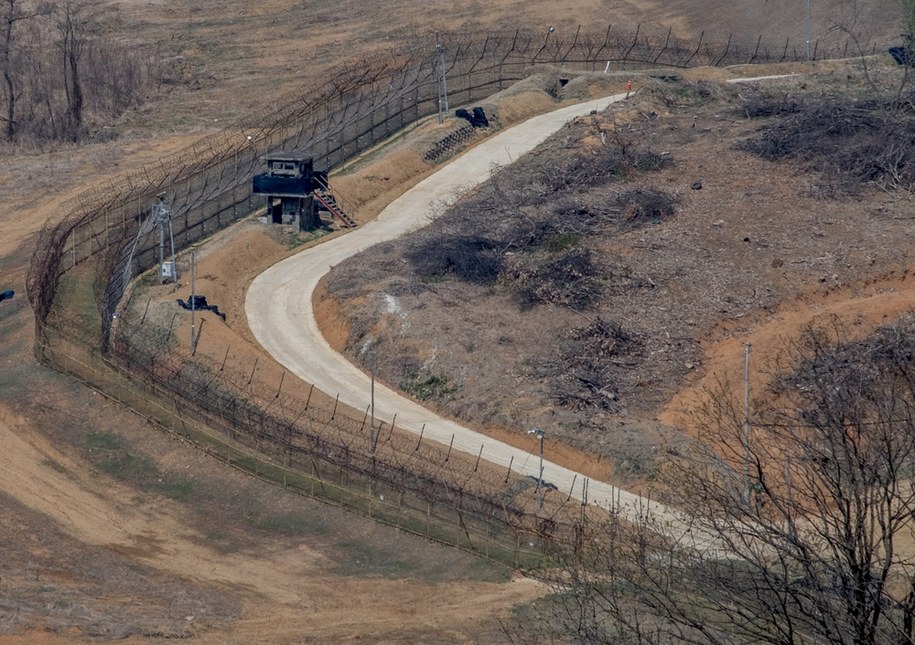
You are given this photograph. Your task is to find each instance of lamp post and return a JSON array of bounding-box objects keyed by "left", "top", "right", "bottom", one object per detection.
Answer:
[
  {"left": 805, "top": 0, "right": 812, "bottom": 61},
  {"left": 528, "top": 427, "right": 545, "bottom": 510},
  {"left": 370, "top": 349, "right": 377, "bottom": 467}
]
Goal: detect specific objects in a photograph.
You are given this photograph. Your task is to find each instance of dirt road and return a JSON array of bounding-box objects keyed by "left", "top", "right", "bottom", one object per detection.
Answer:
[{"left": 245, "top": 92, "right": 696, "bottom": 533}]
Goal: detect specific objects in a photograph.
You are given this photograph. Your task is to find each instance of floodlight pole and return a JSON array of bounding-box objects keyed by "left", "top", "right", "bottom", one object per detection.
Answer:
[
  {"left": 805, "top": 0, "right": 812, "bottom": 61},
  {"left": 154, "top": 194, "right": 175, "bottom": 285},
  {"left": 190, "top": 250, "right": 197, "bottom": 353},
  {"left": 158, "top": 213, "right": 165, "bottom": 279},
  {"left": 436, "top": 32, "right": 449, "bottom": 123},
  {"left": 528, "top": 427, "right": 545, "bottom": 511}
]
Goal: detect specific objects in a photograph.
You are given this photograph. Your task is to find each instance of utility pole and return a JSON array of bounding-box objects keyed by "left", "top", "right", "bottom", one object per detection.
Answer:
[
  {"left": 370, "top": 350, "right": 376, "bottom": 466},
  {"left": 743, "top": 343, "right": 751, "bottom": 507}
]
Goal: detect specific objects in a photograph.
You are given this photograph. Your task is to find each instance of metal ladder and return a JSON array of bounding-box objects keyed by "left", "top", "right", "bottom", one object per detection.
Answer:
[{"left": 313, "top": 177, "right": 357, "bottom": 229}]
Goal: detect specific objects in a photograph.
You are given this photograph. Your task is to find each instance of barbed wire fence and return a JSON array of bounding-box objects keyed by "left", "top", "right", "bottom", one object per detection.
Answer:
[
  {"left": 26, "top": 24, "right": 848, "bottom": 563},
  {"left": 38, "top": 311, "right": 596, "bottom": 567}
]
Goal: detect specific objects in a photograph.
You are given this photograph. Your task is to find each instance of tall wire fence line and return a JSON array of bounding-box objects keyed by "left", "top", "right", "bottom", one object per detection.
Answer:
[
  {"left": 26, "top": 24, "right": 848, "bottom": 562},
  {"left": 40, "top": 314, "right": 595, "bottom": 567}
]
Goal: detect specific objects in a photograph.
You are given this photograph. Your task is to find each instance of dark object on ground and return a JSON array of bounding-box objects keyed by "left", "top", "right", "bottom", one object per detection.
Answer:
[
  {"left": 0, "top": 290, "right": 13, "bottom": 302},
  {"left": 889, "top": 35, "right": 914, "bottom": 66},
  {"left": 889, "top": 47, "right": 913, "bottom": 66},
  {"left": 523, "top": 475, "right": 558, "bottom": 491},
  {"left": 177, "top": 294, "right": 226, "bottom": 321},
  {"left": 691, "top": 181, "right": 703, "bottom": 190},
  {"left": 455, "top": 107, "right": 489, "bottom": 128}
]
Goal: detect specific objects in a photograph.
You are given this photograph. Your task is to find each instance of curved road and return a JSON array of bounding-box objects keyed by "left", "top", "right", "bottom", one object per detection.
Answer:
[{"left": 246, "top": 92, "right": 692, "bottom": 534}]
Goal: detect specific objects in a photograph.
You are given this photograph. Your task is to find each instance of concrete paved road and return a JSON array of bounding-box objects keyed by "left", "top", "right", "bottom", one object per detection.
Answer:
[{"left": 246, "top": 92, "right": 694, "bottom": 534}]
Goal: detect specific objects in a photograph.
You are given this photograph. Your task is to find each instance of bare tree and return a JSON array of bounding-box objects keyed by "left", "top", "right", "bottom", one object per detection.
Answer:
[
  {"left": 516, "top": 315, "right": 915, "bottom": 644},
  {"left": 0, "top": 0, "right": 162, "bottom": 144},
  {"left": 0, "top": 0, "right": 49, "bottom": 141},
  {"left": 830, "top": 0, "right": 915, "bottom": 97},
  {"left": 55, "top": 0, "right": 90, "bottom": 141}
]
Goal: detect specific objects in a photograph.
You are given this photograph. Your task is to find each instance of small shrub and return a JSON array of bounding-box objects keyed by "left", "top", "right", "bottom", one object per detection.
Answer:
[
  {"left": 399, "top": 372, "right": 458, "bottom": 402},
  {"left": 509, "top": 248, "right": 603, "bottom": 310},
  {"left": 406, "top": 235, "right": 503, "bottom": 284},
  {"left": 544, "top": 231, "right": 581, "bottom": 253},
  {"left": 740, "top": 92, "right": 804, "bottom": 118},
  {"left": 537, "top": 146, "right": 626, "bottom": 193},
  {"left": 629, "top": 148, "right": 672, "bottom": 171},
  {"left": 738, "top": 95, "right": 915, "bottom": 194},
  {"left": 530, "top": 317, "right": 642, "bottom": 412},
  {"left": 655, "top": 80, "right": 718, "bottom": 108},
  {"left": 535, "top": 134, "right": 671, "bottom": 195},
  {"left": 616, "top": 187, "right": 678, "bottom": 226}
]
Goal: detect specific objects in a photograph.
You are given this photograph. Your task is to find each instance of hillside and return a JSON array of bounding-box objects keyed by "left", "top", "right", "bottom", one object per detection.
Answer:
[
  {"left": 1, "top": 0, "right": 913, "bottom": 642},
  {"left": 321, "top": 61, "right": 915, "bottom": 485}
]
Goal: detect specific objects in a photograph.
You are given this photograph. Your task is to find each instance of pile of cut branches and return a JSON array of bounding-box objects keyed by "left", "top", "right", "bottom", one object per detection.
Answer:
[
  {"left": 738, "top": 93, "right": 915, "bottom": 194},
  {"left": 530, "top": 317, "right": 642, "bottom": 412}
]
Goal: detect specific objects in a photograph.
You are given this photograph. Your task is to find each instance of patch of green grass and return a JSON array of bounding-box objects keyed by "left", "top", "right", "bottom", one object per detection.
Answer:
[
  {"left": 332, "top": 543, "right": 417, "bottom": 578},
  {"left": 98, "top": 452, "right": 158, "bottom": 479},
  {"left": 283, "top": 226, "right": 332, "bottom": 249},
  {"left": 418, "top": 273, "right": 447, "bottom": 284},
  {"left": 41, "top": 457, "right": 69, "bottom": 475},
  {"left": 201, "top": 529, "right": 242, "bottom": 553},
  {"left": 243, "top": 510, "right": 323, "bottom": 536},
  {"left": 332, "top": 536, "right": 512, "bottom": 581},
  {"left": 399, "top": 372, "right": 458, "bottom": 402},
  {"left": 204, "top": 530, "right": 232, "bottom": 543},
  {"left": 52, "top": 267, "right": 102, "bottom": 343},
  {"left": 92, "top": 439, "right": 196, "bottom": 502},
  {"left": 544, "top": 231, "right": 580, "bottom": 253},
  {"left": 86, "top": 430, "right": 124, "bottom": 451},
  {"left": 155, "top": 477, "right": 195, "bottom": 502}
]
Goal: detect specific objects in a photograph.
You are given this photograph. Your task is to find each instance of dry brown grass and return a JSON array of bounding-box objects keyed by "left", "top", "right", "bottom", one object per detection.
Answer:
[
  {"left": 0, "top": 0, "right": 912, "bottom": 641},
  {"left": 322, "top": 62, "right": 915, "bottom": 486}
]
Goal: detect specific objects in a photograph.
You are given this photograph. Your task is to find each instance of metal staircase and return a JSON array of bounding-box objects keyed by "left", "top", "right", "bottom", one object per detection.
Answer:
[{"left": 313, "top": 177, "right": 357, "bottom": 229}]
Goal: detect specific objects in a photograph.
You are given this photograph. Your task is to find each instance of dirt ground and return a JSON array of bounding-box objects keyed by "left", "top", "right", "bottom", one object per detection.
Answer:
[
  {"left": 1, "top": 0, "right": 911, "bottom": 641},
  {"left": 319, "top": 61, "right": 915, "bottom": 486},
  {"left": 0, "top": 401, "right": 543, "bottom": 644}
]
